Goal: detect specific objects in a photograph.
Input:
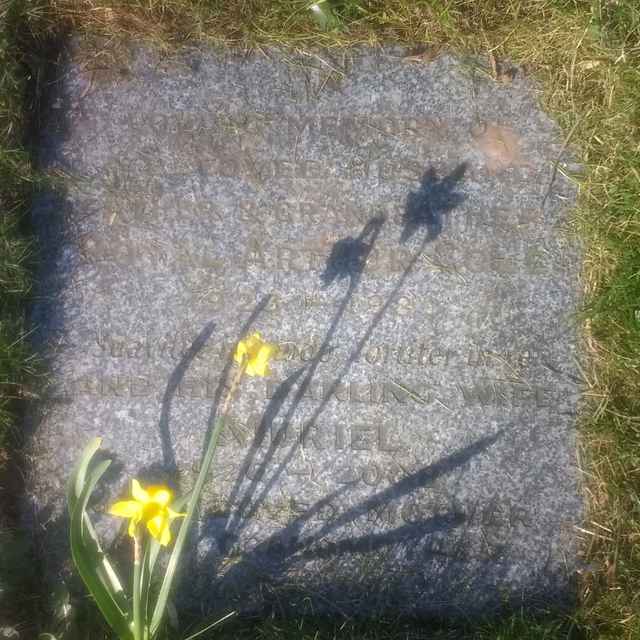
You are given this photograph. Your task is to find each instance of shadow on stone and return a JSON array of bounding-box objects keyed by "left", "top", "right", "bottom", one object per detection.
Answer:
[
  {"left": 400, "top": 163, "right": 467, "bottom": 244},
  {"left": 157, "top": 320, "right": 216, "bottom": 489},
  {"left": 223, "top": 163, "right": 468, "bottom": 534},
  {"left": 192, "top": 163, "right": 480, "bottom": 618},
  {"left": 144, "top": 294, "right": 274, "bottom": 494},
  {"left": 321, "top": 215, "right": 385, "bottom": 287},
  {"left": 197, "top": 431, "right": 503, "bottom": 620},
  {"left": 219, "top": 215, "right": 385, "bottom": 540}
]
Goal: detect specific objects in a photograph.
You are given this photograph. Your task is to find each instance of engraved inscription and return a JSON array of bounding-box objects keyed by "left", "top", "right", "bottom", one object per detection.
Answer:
[{"left": 29, "top": 42, "right": 582, "bottom": 618}]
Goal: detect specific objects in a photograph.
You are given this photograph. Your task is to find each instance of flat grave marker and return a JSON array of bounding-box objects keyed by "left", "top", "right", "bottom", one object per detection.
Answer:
[{"left": 28, "top": 40, "right": 583, "bottom": 618}]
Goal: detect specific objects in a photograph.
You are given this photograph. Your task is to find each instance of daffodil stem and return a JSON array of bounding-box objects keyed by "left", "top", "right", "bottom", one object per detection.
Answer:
[
  {"left": 149, "top": 414, "right": 229, "bottom": 636},
  {"left": 221, "top": 359, "right": 246, "bottom": 416},
  {"left": 132, "top": 532, "right": 143, "bottom": 640},
  {"left": 149, "top": 360, "right": 247, "bottom": 637}
]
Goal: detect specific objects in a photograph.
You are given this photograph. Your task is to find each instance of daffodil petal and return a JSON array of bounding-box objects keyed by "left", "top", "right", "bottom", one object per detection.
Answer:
[
  {"left": 146, "top": 513, "right": 163, "bottom": 539},
  {"left": 248, "top": 359, "right": 269, "bottom": 377},
  {"left": 237, "top": 333, "right": 258, "bottom": 366},
  {"left": 128, "top": 518, "right": 138, "bottom": 538},
  {"left": 234, "top": 340, "right": 247, "bottom": 364},
  {"left": 257, "top": 344, "right": 276, "bottom": 365},
  {"left": 251, "top": 344, "right": 276, "bottom": 376},
  {"left": 236, "top": 333, "right": 277, "bottom": 376},
  {"left": 108, "top": 479, "right": 183, "bottom": 543},
  {"left": 147, "top": 513, "right": 169, "bottom": 545},
  {"left": 159, "top": 526, "right": 171, "bottom": 546},
  {"left": 147, "top": 486, "right": 173, "bottom": 507},
  {"left": 131, "top": 479, "right": 150, "bottom": 503},
  {"left": 244, "top": 333, "right": 262, "bottom": 358},
  {"left": 109, "top": 500, "right": 142, "bottom": 519}
]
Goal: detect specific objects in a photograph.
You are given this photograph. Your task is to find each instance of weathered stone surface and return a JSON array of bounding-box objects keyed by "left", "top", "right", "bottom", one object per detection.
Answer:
[{"left": 27, "top": 39, "right": 583, "bottom": 619}]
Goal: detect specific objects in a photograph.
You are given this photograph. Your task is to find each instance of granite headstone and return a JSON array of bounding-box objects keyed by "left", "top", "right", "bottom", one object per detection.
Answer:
[{"left": 27, "top": 39, "right": 583, "bottom": 618}]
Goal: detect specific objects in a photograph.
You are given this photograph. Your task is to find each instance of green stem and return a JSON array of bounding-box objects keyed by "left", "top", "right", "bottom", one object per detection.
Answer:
[
  {"left": 150, "top": 360, "right": 246, "bottom": 637},
  {"left": 149, "top": 415, "right": 229, "bottom": 637},
  {"left": 133, "top": 533, "right": 143, "bottom": 640},
  {"left": 140, "top": 540, "right": 153, "bottom": 631}
]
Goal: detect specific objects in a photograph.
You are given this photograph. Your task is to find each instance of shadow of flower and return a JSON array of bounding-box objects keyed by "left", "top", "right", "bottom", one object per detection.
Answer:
[{"left": 401, "top": 163, "right": 468, "bottom": 243}]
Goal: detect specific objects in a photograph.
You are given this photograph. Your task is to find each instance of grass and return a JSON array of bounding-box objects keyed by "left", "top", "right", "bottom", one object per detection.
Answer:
[
  {"left": 0, "top": 0, "right": 639, "bottom": 638},
  {"left": 209, "top": 613, "right": 575, "bottom": 639},
  {"left": 0, "top": 2, "right": 35, "bottom": 442},
  {"left": 0, "top": 1, "right": 38, "bottom": 631}
]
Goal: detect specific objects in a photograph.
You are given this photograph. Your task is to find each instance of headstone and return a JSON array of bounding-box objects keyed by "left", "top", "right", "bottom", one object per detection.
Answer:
[{"left": 27, "top": 39, "right": 583, "bottom": 618}]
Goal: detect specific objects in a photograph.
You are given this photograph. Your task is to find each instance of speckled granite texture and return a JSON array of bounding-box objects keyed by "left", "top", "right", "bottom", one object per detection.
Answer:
[{"left": 27, "top": 39, "right": 583, "bottom": 619}]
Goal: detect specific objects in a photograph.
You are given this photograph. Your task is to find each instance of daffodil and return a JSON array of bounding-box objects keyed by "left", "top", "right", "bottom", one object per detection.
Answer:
[
  {"left": 234, "top": 332, "right": 278, "bottom": 377},
  {"left": 109, "top": 479, "right": 185, "bottom": 546}
]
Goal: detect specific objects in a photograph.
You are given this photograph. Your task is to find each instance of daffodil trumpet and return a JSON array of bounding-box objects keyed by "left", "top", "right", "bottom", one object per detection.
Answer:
[
  {"left": 109, "top": 480, "right": 185, "bottom": 546},
  {"left": 233, "top": 331, "right": 278, "bottom": 378}
]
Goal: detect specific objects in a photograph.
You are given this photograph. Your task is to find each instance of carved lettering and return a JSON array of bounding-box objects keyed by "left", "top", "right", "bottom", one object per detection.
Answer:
[{"left": 350, "top": 423, "right": 376, "bottom": 450}]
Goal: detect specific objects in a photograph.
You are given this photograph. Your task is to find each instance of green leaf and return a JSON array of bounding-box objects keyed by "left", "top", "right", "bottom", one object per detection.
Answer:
[
  {"left": 138, "top": 538, "right": 153, "bottom": 639},
  {"left": 66, "top": 437, "right": 128, "bottom": 610},
  {"left": 66, "top": 436, "right": 103, "bottom": 518},
  {"left": 79, "top": 513, "right": 128, "bottom": 612},
  {"left": 146, "top": 538, "right": 161, "bottom": 592},
  {"left": 132, "top": 535, "right": 145, "bottom": 640},
  {"left": 150, "top": 418, "right": 226, "bottom": 637},
  {"left": 70, "top": 459, "right": 133, "bottom": 639}
]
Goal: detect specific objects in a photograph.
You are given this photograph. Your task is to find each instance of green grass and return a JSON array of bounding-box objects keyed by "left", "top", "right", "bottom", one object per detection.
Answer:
[
  {"left": 0, "top": 0, "right": 39, "bottom": 632},
  {"left": 0, "top": 0, "right": 639, "bottom": 638},
  {"left": 208, "top": 613, "right": 577, "bottom": 639},
  {"left": 0, "top": 0, "right": 36, "bottom": 440}
]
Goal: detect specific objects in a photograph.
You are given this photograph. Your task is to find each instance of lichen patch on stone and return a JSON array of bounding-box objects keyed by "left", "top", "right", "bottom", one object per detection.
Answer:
[{"left": 472, "top": 122, "right": 530, "bottom": 173}]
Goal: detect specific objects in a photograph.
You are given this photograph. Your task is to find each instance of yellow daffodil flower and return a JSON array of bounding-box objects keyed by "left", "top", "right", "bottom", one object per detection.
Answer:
[
  {"left": 109, "top": 479, "right": 185, "bottom": 546},
  {"left": 234, "top": 332, "right": 278, "bottom": 377}
]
